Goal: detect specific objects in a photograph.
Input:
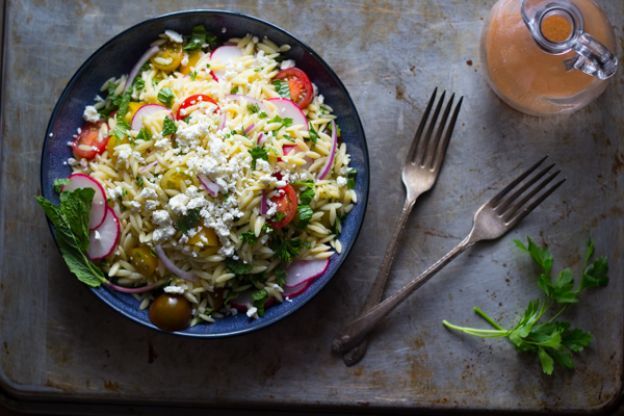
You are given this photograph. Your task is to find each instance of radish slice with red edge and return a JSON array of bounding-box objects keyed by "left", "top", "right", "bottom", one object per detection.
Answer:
[
  {"left": 124, "top": 46, "right": 160, "bottom": 92},
  {"left": 63, "top": 173, "right": 107, "bottom": 230},
  {"left": 87, "top": 207, "right": 120, "bottom": 260},
  {"left": 210, "top": 46, "right": 243, "bottom": 80},
  {"left": 265, "top": 98, "right": 308, "bottom": 130},
  {"left": 317, "top": 120, "right": 338, "bottom": 180},
  {"left": 282, "top": 144, "right": 296, "bottom": 155},
  {"left": 198, "top": 174, "right": 220, "bottom": 197},
  {"left": 105, "top": 280, "right": 164, "bottom": 294},
  {"left": 155, "top": 245, "right": 196, "bottom": 281},
  {"left": 283, "top": 281, "right": 311, "bottom": 299},
  {"left": 131, "top": 104, "right": 169, "bottom": 131},
  {"left": 285, "top": 259, "right": 330, "bottom": 288}
]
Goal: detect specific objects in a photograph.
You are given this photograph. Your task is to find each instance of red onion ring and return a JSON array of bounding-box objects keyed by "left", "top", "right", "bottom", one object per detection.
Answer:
[
  {"left": 244, "top": 123, "right": 255, "bottom": 135},
  {"left": 318, "top": 120, "right": 338, "bottom": 180},
  {"left": 256, "top": 133, "right": 266, "bottom": 145},
  {"left": 260, "top": 191, "right": 268, "bottom": 215},
  {"left": 124, "top": 45, "right": 160, "bottom": 92},
  {"left": 198, "top": 174, "right": 221, "bottom": 197},
  {"left": 155, "top": 245, "right": 196, "bottom": 281}
]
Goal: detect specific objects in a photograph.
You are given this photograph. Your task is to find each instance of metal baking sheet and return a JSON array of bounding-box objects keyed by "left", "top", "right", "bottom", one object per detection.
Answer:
[{"left": 1, "top": 0, "right": 623, "bottom": 413}]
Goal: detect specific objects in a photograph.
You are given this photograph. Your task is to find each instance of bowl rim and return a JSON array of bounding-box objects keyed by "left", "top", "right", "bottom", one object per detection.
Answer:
[{"left": 40, "top": 8, "right": 370, "bottom": 338}]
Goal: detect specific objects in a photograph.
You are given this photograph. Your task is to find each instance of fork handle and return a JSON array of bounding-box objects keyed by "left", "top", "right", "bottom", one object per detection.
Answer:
[
  {"left": 340, "top": 198, "right": 416, "bottom": 365},
  {"left": 332, "top": 236, "right": 473, "bottom": 355}
]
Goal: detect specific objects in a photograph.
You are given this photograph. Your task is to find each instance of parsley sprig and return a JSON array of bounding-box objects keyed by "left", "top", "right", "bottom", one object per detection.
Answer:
[{"left": 443, "top": 237, "right": 608, "bottom": 375}]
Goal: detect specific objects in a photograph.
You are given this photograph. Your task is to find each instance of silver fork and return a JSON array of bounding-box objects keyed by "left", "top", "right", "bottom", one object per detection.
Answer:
[
  {"left": 332, "top": 156, "right": 565, "bottom": 356},
  {"left": 340, "top": 88, "right": 463, "bottom": 366}
]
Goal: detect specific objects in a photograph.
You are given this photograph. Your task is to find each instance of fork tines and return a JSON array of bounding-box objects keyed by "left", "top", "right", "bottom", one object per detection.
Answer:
[
  {"left": 408, "top": 88, "right": 463, "bottom": 171},
  {"left": 489, "top": 156, "right": 565, "bottom": 225}
]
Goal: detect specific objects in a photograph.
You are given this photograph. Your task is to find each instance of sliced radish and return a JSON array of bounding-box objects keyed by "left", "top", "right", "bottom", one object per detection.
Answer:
[
  {"left": 265, "top": 98, "right": 308, "bottom": 130},
  {"left": 282, "top": 144, "right": 297, "bottom": 155},
  {"left": 285, "top": 259, "right": 330, "bottom": 288},
  {"left": 63, "top": 173, "right": 107, "bottom": 230},
  {"left": 87, "top": 207, "right": 120, "bottom": 260},
  {"left": 283, "top": 281, "right": 311, "bottom": 299},
  {"left": 210, "top": 46, "right": 243, "bottom": 80},
  {"left": 131, "top": 104, "right": 169, "bottom": 131},
  {"left": 318, "top": 120, "right": 338, "bottom": 180}
]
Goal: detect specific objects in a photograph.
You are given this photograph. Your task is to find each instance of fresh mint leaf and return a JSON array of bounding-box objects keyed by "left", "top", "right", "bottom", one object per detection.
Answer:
[
  {"left": 162, "top": 116, "right": 177, "bottom": 136},
  {"left": 158, "top": 87, "right": 175, "bottom": 108},
  {"left": 36, "top": 188, "right": 105, "bottom": 287},
  {"left": 53, "top": 178, "right": 70, "bottom": 194},
  {"left": 272, "top": 79, "right": 291, "bottom": 98}
]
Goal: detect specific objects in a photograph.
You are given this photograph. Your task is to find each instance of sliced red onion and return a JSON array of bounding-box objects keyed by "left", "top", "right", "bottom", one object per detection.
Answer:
[
  {"left": 198, "top": 174, "right": 221, "bottom": 197},
  {"left": 260, "top": 191, "right": 268, "bottom": 215},
  {"left": 105, "top": 280, "right": 164, "bottom": 294},
  {"left": 124, "top": 45, "right": 160, "bottom": 92},
  {"left": 139, "top": 160, "right": 158, "bottom": 173},
  {"left": 318, "top": 120, "right": 338, "bottom": 180},
  {"left": 282, "top": 144, "right": 296, "bottom": 155},
  {"left": 243, "top": 123, "right": 255, "bottom": 135},
  {"left": 155, "top": 245, "right": 196, "bottom": 281},
  {"left": 256, "top": 133, "right": 266, "bottom": 145},
  {"left": 219, "top": 111, "right": 227, "bottom": 130}
]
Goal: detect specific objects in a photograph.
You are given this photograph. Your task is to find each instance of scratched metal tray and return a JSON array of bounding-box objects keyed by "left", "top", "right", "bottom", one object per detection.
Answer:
[{"left": 1, "top": 0, "right": 623, "bottom": 414}]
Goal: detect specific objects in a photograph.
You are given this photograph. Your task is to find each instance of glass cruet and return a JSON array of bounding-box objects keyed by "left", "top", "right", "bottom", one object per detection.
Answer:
[{"left": 481, "top": 0, "right": 618, "bottom": 116}]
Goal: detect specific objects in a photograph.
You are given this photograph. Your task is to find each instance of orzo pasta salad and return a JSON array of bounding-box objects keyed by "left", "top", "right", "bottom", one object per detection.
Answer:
[{"left": 38, "top": 26, "right": 357, "bottom": 331}]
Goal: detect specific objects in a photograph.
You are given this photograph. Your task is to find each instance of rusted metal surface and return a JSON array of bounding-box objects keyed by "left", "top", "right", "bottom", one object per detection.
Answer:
[{"left": 1, "top": 0, "right": 623, "bottom": 413}]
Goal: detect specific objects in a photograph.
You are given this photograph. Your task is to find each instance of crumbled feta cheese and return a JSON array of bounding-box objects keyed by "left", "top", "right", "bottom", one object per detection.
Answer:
[
  {"left": 82, "top": 105, "right": 100, "bottom": 123},
  {"left": 114, "top": 144, "right": 133, "bottom": 161},
  {"left": 336, "top": 176, "right": 347, "bottom": 186},
  {"left": 246, "top": 306, "right": 258, "bottom": 318},
  {"left": 145, "top": 200, "right": 159, "bottom": 210},
  {"left": 164, "top": 285, "right": 185, "bottom": 294},
  {"left": 280, "top": 59, "right": 295, "bottom": 70},
  {"left": 221, "top": 27, "right": 227, "bottom": 34},
  {"left": 154, "top": 138, "right": 170, "bottom": 149},
  {"left": 138, "top": 187, "right": 158, "bottom": 200},
  {"left": 153, "top": 225, "right": 176, "bottom": 243},
  {"left": 266, "top": 199, "right": 278, "bottom": 217},
  {"left": 164, "top": 30, "right": 183, "bottom": 43},
  {"left": 168, "top": 193, "right": 190, "bottom": 215},
  {"left": 152, "top": 210, "right": 171, "bottom": 225}
]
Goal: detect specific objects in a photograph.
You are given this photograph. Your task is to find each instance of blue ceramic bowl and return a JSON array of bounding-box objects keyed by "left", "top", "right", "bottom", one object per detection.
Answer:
[{"left": 40, "top": 10, "right": 369, "bottom": 337}]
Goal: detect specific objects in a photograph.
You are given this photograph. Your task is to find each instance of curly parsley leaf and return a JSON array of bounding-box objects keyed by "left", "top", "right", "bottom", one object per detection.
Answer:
[
  {"left": 272, "top": 79, "right": 291, "bottom": 98},
  {"left": 36, "top": 188, "right": 106, "bottom": 287},
  {"left": 162, "top": 116, "right": 177, "bottom": 136}
]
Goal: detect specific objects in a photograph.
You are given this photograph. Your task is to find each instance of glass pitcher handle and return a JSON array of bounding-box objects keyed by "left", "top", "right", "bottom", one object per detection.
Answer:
[{"left": 566, "top": 32, "right": 618, "bottom": 80}]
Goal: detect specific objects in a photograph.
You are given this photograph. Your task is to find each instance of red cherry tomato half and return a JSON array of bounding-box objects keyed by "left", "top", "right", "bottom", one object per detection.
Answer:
[
  {"left": 269, "top": 184, "right": 298, "bottom": 229},
  {"left": 274, "top": 67, "right": 314, "bottom": 109},
  {"left": 175, "top": 94, "right": 219, "bottom": 120},
  {"left": 72, "top": 122, "right": 109, "bottom": 160}
]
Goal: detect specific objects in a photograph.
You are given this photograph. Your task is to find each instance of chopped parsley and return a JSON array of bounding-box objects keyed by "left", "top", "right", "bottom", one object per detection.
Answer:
[
  {"left": 294, "top": 180, "right": 315, "bottom": 205},
  {"left": 249, "top": 146, "right": 269, "bottom": 169},
  {"left": 274, "top": 267, "right": 287, "bottom": 287},
  {"left": 258, "top": 111, "right": 268, "bottom": 119},
  {"left": 308, "top": 124, "right": 319, "bottom": 143},
  {"left": 53, "top": 178, "right": 70, "bottom": 194},
  {"left": 270, "top": 236, "right": 302, "bottom": 263},
  {"left": 296, "top": 205, "right": 314, "bottom": 227},
  {"left": 183, "top": 25, "right": 218, "bottom": 51},
  {"left": 190, "top": 71, "right": 197, "bottom": 81},
  {"left": 157, "top": 88, "right": 175, "bottom": 108},
  {"left": 240, "top": 231, "right": 257, "bottom": 245},
  {"left": 272, "top": 79, "right": 291, "bottom": 98},
  {"left": 251, "top": 289, "right": 268, "bottom": 316},
  {"left": 175, "top": 208, "right": 201, "bottom": 234},
  {"left": 226, "top": 258, "right": 252, "bottom": 276},
  {"left": 247, "top": 103, "right": 260, "bottom": 114},
  {"left": 268, "top": 115, "right": 293, "bottom": 129},
  {"left": 346, "top": 167, "right": 357, "bottom": 189},
  {"left": 136, "top": 127, "right": 152, "bottom": 141},
  {"left": 230, "top": 86, "right": 239, "bottom": 94},
  {"left": 162, "top": 116, "right": 177, "bottom": 136},
  {"left": 273, "top": 212, "right": 286, "bottom": 222},
  {"left": 135, "top": 176, "right": 144, "bottom": 188}
]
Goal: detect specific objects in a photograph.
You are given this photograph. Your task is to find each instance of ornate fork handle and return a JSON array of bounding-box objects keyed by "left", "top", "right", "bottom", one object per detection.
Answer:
[{"left": 332, "top": 235, "right": 474, "bottom": 355}]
